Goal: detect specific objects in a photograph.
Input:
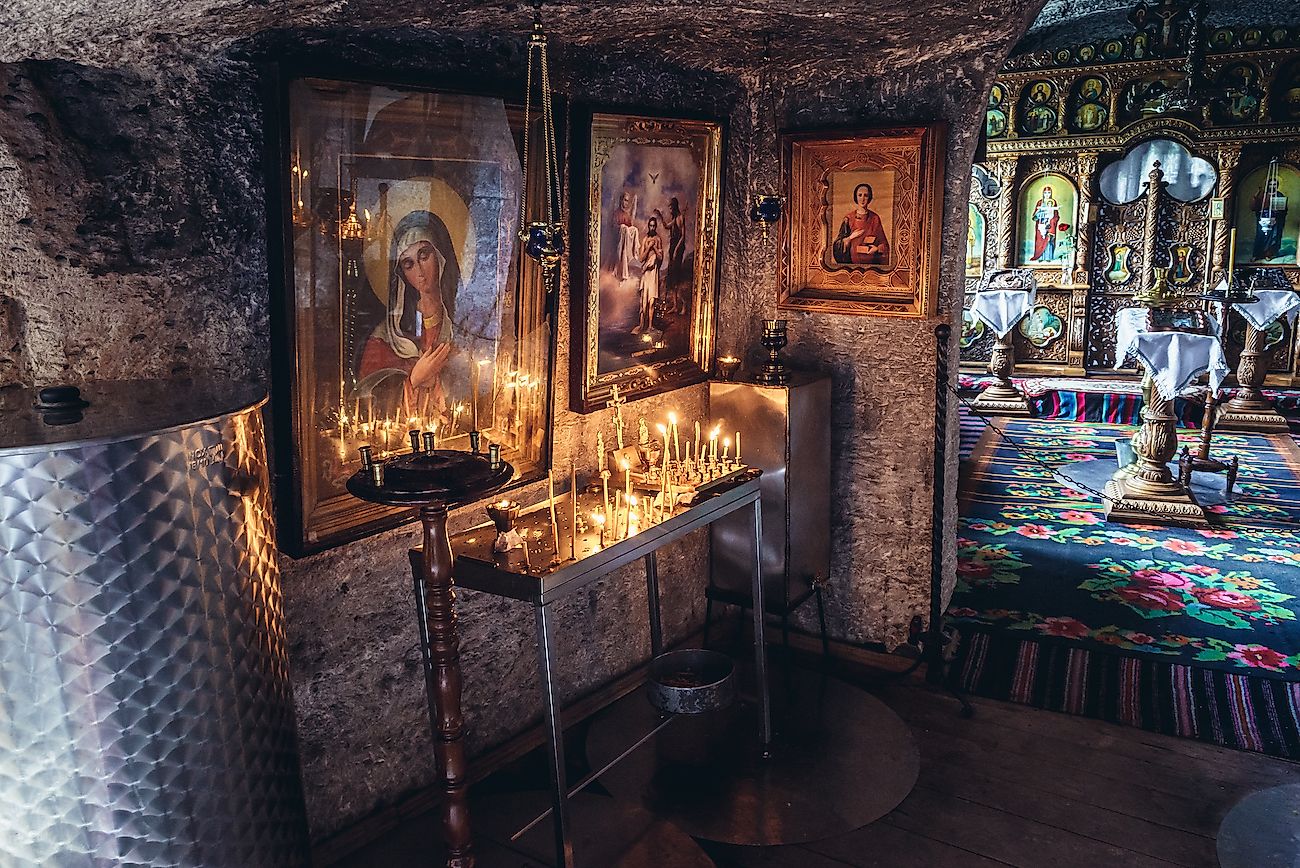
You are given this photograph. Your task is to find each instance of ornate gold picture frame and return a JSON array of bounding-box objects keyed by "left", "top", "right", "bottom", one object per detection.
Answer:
[
  {"left": 778, "top": 125, "right": 946, "bottom": 318},
  {"left": 570, "top": 110, "right": 723, "bottom": 413},
  {"left": 267, "top": 71, "right": 556, "bottom": 555}
]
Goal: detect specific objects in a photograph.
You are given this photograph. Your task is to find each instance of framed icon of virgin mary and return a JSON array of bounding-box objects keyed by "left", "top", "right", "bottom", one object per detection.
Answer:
[{"left": 266, "top": 70, "right": 557, "bottom": 555}]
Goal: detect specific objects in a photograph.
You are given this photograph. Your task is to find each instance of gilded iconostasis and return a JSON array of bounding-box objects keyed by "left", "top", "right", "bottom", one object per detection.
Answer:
[{"left": 963, "top": 0, "right": 1300, "bottom": 383}]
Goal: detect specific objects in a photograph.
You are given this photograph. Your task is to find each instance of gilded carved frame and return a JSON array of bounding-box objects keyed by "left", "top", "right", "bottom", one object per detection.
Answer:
[
  {"left": 778, "top": 125, "right": 946, "bottom": 318},
  {"left": 569, "top": 110, "right": 723, "bottom": 413}
]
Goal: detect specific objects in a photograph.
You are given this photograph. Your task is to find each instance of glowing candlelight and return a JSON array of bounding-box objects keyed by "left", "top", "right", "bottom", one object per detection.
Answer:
[
  {"left": 548, "top": 470, "right": 560, "bottom": 557},
  {"left": 592, "top": 510, "right": 606, "bottom": 547},
  {"left": 1228, "top": 227, "right": 1237, "bottom": 285},
  {"left": 569, "top": 459, "right": 577, "bottom": 561}
]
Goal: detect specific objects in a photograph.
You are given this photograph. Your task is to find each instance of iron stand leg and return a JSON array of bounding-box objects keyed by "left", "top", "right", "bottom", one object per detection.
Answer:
[
  {"left": 815, "top": 586, "right": 831, "bottom": 662},
  {"left": 534, "top": 604, "right": 574, "bottom": 868},
  {"left": 645, "top": 552, "right": 663, "bottom": 657},
  {"left": 751, "top": 498, "right": 772, "bottom": 749}
]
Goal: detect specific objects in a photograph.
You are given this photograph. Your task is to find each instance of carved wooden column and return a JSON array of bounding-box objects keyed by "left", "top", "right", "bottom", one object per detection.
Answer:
[
  {"left": 1136, "top": 162, "right": 1165, "bottom": 300},
  {"left": 1073, "top": 152, "right": 1099, "bottom": 285},
  {"left": 994, "top": 156, "right": 1018, "bottom": 268},
  {"left": 1211, "top": 146, "right": 1242, "bottom": 288}
]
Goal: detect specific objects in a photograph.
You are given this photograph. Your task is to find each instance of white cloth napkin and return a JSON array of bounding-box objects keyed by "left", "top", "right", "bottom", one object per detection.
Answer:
[
  {"left": 970, "top": 289, "right": 1035, "bottom": 338},
  {"left": 1232, "top": 289, "right": 1300, "bottom": 331},
  {"left": 1113, "top": 307, "right": 1148, "bottom": 367},
  {"left": 1134, "top": 332, "right": 1229, "bottom": 399}
]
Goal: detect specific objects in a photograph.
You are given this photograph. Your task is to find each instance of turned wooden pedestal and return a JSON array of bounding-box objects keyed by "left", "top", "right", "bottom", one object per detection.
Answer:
[
  {"left": 1217, "top": 321, "right": 1290, "bottom": 433},
  {"left": 1104, "top": 372, "right": 1210, "bottom": 528},
  {"left": 971, "top": 331, "right": 1031, "bottom": 417},
  {"left": 346, "top": 448, "right": 514, "bottom": 868}
]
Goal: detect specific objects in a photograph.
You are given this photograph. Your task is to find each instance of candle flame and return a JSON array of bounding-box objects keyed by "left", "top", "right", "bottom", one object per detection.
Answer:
[
  {"left": 668, "top": 412, "right": 678, "bottom": 425},
  {"left": 656, "top": 423, "right": 667, "bottom": 434},
  {"left": 592, "top": 512, "right": 606, "bottom": 525}
]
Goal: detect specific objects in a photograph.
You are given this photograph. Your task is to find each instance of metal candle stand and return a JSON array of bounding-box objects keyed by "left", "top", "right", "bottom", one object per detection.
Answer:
[
  {"left": 346, "top": 432, "right": 513, "bottom": 868},
  {"left": 446, "top": 474, "right": 769, "bottom": 868}
]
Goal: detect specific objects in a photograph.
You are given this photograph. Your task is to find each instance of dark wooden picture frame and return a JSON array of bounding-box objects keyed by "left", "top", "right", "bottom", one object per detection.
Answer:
[
  {"left": 778, "top": 124, "right": 946, "bottom": 318},
  {"left": 569, "top": 109, "right": 724, "bottom": 413},
  {"left": 264, "top": 65, "right": 559, "bottom": 555}
]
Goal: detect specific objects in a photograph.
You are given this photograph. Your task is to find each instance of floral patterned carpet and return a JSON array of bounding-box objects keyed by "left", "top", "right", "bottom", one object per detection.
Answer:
[{"left": 951, "top": 420, "right": 1300, "bottom": 678}]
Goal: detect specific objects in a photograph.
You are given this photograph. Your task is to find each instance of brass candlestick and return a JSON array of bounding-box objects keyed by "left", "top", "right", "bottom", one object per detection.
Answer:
[
  {"left": 758, "top": 319, "right": 790, "bottom": 385},
  {"left": 716, "top": 355, "right": 741, "bottom": 381}
]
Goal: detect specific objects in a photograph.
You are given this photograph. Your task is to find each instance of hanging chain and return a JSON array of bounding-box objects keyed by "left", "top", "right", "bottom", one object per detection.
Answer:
[
  {"left": 519, "top": 24, "right": 537, "bottom": 233},
  {"left": 520, "top": 4, "right": 561, "bottom": 232},
  {"left": 948, "top": 382, "right": 1134, "bottom": 511},
  {"left": 539, "top": 34, "right": 559, "bottom": 226}
]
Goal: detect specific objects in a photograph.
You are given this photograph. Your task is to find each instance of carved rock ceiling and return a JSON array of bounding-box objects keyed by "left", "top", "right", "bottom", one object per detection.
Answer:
[{"left": 2, "top": 0, "right": 1035, "bottom": 74}]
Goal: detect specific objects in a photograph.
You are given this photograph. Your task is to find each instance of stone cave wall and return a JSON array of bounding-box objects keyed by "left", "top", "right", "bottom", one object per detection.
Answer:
[
  {"left": 0, "top": 31, "right": 745, "bottom": 840},
  {"left": 0, "top": 5, "right": 1040, "bottom": 843}
]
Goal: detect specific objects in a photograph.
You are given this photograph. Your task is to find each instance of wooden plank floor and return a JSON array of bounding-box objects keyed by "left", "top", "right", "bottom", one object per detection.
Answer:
[
  {"left": 700, "top": 684, "right": 1299, "bottom": 868},
  {"left": 331, "top": 680, "right": 1299, "bottom": 868}
]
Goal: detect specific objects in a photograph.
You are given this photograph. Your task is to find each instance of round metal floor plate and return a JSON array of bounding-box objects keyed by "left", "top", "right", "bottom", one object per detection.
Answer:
[
  {"left": 1216, "top": 784, "right": 1300, "bottom": 868},
  {"left": 472, "top": 791, "right": 714, "bottom": 867},
  {"left": 585, "top": 671, "right": 919, "bottom": 846}
]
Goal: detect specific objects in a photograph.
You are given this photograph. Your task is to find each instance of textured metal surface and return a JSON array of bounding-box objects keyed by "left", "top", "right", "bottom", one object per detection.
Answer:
[
  {"left": 710, "top": 374, "right": 832, "bottom": 609},
  {"left": 586, "top": 670, "right": 919, "bottom": 845},
  {"left": 0, "top": 387, "right": 309, "bottom": 867}
]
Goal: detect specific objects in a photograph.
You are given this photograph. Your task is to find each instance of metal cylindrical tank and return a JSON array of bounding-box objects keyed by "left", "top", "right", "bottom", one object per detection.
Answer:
[{"left": 0, "top": 380, "right": 309, "bottom": 867}]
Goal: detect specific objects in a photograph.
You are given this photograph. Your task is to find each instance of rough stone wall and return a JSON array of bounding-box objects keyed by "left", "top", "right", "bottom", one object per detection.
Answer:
[
  {"left": 720, "top": 44, "right": 1042, "bottom": 649},
  {"left": 0, "top": 60, "right": 268, "bottom": 387},
  {"left": 0, "top": 0, "right": 1043, "bottom": 842}
]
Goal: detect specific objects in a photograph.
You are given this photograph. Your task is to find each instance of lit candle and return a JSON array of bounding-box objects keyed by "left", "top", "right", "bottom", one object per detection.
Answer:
[
  {"left": 548, "top": 470, "right": 560, "bottom": 557},
  {"left": 570, "top": 459, "right": 578, "bottom": 561},
  {"left": 593, "top": 511, "right": 606, "bottom": 547},
  {"left": 471, "top": 358, "right": 482, "bottom": 432},
  {"left": 722, "top": 437, "right": 731, "bottom": 463},
  {"left": 660, "top": 442, "right": 669, "bottom": 522},
  {"left": 1227, "top": 227, "right": 1237, "bottom": 287}
]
